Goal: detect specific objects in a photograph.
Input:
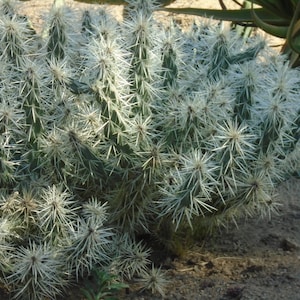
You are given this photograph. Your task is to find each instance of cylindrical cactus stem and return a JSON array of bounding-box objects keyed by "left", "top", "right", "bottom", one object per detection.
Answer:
[
  {"left": 19, "top": 63, "right": 45, "bottom": 172},
  {"left": 86, "top": 36, "right": 130, "bottom": 144},
  {"left": 160, "top": 21, "right": 180, "bottom": 89},
  {"left": 231, "top": 62, "right": 258, "bottom": 124},
  {"left": 229, "top": 40, "right": 265, "bottom": 64},
  {"left": 96, "top": 8, "right": 119, "bottom": 41},
  {"left": 0, "top": 92, "right": 24, "bottom": 186},
  {"left": 0, "top": 0, "right": 16, "bottom": 17},
  {"left": 234, "top": 83, "right": 253, "bottom": 123},
  {"left": 46, "top": 0, "right": 69, "bottom": 61},
  {"left": 65, "top": 216, "right": 113, "bottom": 280},
  {"left": 21, "top": 66, "right": 44, "bottom": 144},
  {"left": 125, "top": 0, "right": 160, "bottom": 116},
  {"left": 47, "top": 57, "right": 71, "bottom": 99},
  {"left": 158, "top": 149, "right": 218, "bottom": 230},
  {"left": 81, "top": 8, "right": 118, "bottom": 41},
  {"left": 81, "top": 10, "right": 94, "bottom": 38},
  {"left": 66, "top": 129, "right": 107, "bottom": 183},
  {"left": 212, "top": 119, "right": 255, "bottom": 188},
  {"left": 0, "top": 12, "right": 33, "bottom": 67},
  {"left": 260, "top": 117, "right": 284, "bottom": 153},
  {"left": 208, "top": 31, "right": 230, "bottom": 81},
  {"left": 107, "top": 172, "right": 157, "bottom": 234},
  {"left": 0, "top": 137, "right": 17, "bottom": 186},
  {"left": 37, "top": 185, "right": 77, "bottom": 244},
  {"left": 290, "top": 110, "right": 300, "bottom": 150},
  {"left": 8, "top": 240, "right": 67, "bottom": 300},
  {"left": 124, "top": 0, "right": 154, "bottom": 19},
  {"left": 80, "top": 8, "right": 132, "bottom": 163}
]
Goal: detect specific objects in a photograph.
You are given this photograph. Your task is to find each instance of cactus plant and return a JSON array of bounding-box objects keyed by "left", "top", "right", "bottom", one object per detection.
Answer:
[
  {"left": 162, "top": 0, "right": 300, "bottom": 67},
  {"left": 0, "top": 0, "right": 299, "bottom": 298}
]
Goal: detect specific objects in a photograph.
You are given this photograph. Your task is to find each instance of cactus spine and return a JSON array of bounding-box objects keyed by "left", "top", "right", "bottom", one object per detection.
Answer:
[{"left": 0, "top": 0, "right": 299, "bottom": 298}]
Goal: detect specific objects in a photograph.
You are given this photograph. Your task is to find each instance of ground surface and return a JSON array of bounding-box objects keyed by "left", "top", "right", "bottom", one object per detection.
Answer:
[
  {"left": 11, "top": 1, "right": 300, "bottom": 299},
  {"left": 121, "top": 177, "right": 300, "bottom": 300}
]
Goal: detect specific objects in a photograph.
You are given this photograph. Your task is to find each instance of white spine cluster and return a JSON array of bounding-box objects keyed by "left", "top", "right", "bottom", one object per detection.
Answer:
[{"left": 0, "top": 0, "right": 299, "bottom": 298}]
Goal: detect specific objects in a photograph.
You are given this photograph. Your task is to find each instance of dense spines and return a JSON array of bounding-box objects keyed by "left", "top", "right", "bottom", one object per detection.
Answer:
[
  {"left": 0, "top": 0, "right": 299, "bottom": 298},
  {"left": 46, "top": 0, "right": 69, "bottom": 61},
  {"left": 7, "top": 240, "right": 67, "bottom": 300},
  {"left": 66, "top": 215, "right": 113, "bottom": 280},
  {"left": 0, "top": 14, "right": 34, "bottom": 67},
  {"left": 124, "top": 0, "right": 161, "bottom": 116}
]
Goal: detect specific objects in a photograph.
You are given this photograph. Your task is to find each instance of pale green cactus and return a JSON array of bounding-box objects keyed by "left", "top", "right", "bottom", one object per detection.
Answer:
[
  {"left": 46, "top": 0, "right": 69, "bottom": 61},
  {"left": 7, "top": 240, "right": 68, "bottom": 300},
  {"left": 0, "top": 0, "right": 299, "bottom": 298}
]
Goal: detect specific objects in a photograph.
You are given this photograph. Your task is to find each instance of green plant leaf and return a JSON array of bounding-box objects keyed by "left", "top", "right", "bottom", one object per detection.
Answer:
[
  {"left": 251, "top": 6, "right": 289, "bottom": 37},
  {"left": 250, "top": 0, "right": 289, "bottom": 15},
  {"left": 291, "top": 0, "right": 300, "bottom": 7},
  {"left": 80, "top": 288, "right": 95, "bottom": 300},
  {"left": 160, "top": 7, "right": 288, "bottom": 25},
  {"left": 289, "top": 49, "right": 300, "bottom": 67},
  {"left": 251, "top": 0, "right": 296, "bottom": 19},
  {"left": 287, "top": 1, "right": 300, "bottom": 53},
  {"left": 290, "top": 19, "right": 300, "bottom": 43}
]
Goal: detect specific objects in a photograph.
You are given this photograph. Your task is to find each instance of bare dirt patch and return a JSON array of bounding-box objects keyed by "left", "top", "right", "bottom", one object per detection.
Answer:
[{"left": 120, "top": 177, "right": 300, "bottom": 300}]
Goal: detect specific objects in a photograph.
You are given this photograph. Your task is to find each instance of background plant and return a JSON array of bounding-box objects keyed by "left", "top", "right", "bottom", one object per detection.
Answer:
[
  {"left": 0, "top": 0, "right": 299, "bottom": 299},
  {"left": 80, "top": 268, "right": 128, "bottom": 300},
  {"left": 162, "top": 0, "right": 300, "bottom": 67}
]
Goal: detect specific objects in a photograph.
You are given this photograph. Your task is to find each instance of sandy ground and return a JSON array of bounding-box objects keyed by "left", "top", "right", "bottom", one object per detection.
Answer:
[
  {"left": 7, "top": 1, "right": 300, "bottom": 299},
  {"left": 120, "top": 177, "right": 300, "bottom": 300}
]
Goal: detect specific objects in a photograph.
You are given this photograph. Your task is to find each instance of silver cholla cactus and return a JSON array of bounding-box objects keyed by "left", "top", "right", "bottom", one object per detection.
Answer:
[{"left": 0, "top": 0, "right": 299, "bottom": 298}]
